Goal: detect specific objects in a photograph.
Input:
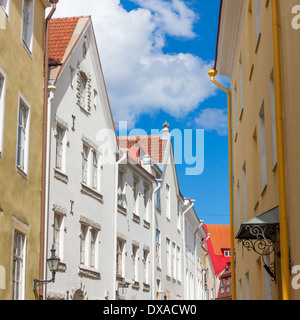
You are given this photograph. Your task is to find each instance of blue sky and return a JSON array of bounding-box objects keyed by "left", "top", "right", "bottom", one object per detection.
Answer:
[{"left": 54, "top": 0, "right": 230, "bottom": 225}]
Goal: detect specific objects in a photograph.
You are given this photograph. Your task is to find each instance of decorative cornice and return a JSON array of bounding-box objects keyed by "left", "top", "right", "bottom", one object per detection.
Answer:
[{"left": 79, "top": 215, "right": 101, "bottom": 231}]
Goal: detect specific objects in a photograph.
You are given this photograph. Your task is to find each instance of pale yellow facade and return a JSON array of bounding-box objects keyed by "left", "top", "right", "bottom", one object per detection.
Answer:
[
  {"left": 216, "top": 0, "right": 300, "bottom": 300},
  {"left": 0, "top": 0, "right": 49, "bottom": 300}
]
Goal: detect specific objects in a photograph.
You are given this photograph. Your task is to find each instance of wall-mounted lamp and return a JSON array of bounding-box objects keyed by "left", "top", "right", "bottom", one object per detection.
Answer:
[{"left": 33, "top": 245, "right": 60, "bottom": 291}]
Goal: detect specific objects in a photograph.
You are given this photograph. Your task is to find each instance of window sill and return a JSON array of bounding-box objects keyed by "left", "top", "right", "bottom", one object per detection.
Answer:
[
  {"left": 21, "top": 40, "right": 33, "bottom": 59},
  {"left": 118, "top": 204, "right": 127, "bottom": 216},
  {"left": 16, "top": 166, "right": 28, "bottom": 180},
  {"left": 255, "top": 33, "right": 261, "bottom": 54},
  {"left": 54, "top": 168, "right": 69, "bottom": 184},
  {"left": 261, "top": 184, "right": 267, "bottom": 197},
  {"left": 81, "top": 182, "right": 103, "bottom": 203},
  {"left": 143, "top": 283, "right": 150, "bottom": 292},
  {"left": 57, "top": 261, "right": 67, "bottom": 273},
  {"left": 132, "top": 281, "right": 140, "bottom": 290},
  {"left": 166, "top": 275, "right": 171, "bottom": 281},
  {"left": 156, "top": 207, "right": 161, "bottom": 214},
  {"left": 143, "top": 219, "right": 150, "bottom": 229},
  {"left": 78, "top": 265, "right": 101, "bottom": 280},
  {"left": 132, "top": 213, "right": 140, "bottom": 224}
]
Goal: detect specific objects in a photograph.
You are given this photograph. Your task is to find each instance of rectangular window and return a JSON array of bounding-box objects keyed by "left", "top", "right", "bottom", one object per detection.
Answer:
[
  {"left": 176, "top": 246, "right": 181, "bottom": 282},
  {"left": 177, "top": 200, "right": 181, "bottom": 231},
  {"left": 116, "top": 239, "right": 125, "bottom": 277},
  {"left": 239, "top": 53, "right": 244, "bottom": 115},
  {"left": 21, "top": 0, "right": 34, "bottom": 53},
  {"left": 144, "top": 186, "right": 149, "bottom": 222},
  {"left": 92, "top": 150, "right": 98, "bottom": 190},
  {"left": 242, "top": 162, "right": 247, "bottom": 222},
  {"left": 172, "top": 242, "right": 176, "bottom": 280},
  {"left": 270, "top": 70, "right": 277, "bottom": 167},
  {"left": 90, "top": 229, "right": 97, "bottom": 268},
  {"left": 236, "top": 181, "right": 241, "bottom": 227},
  {"left": 118, "top": 171, "right": 125, "bottom": 207},
  {"left": 254, "top": 0, "right": 261, "bottom": 46},
  {"left": 0, "top": 0, "right": 9, "bottom": 16},
  {"left": 259, "top": 103, "right": 267, "bottom": 191},
  {"left": 143, "top": 249, "right": 149, "bottom": 285},
  {"left": 166, "top": 184, "right": 170, "bottom": 220},
  {"left": 132, "top": 245, "right": 138, "bottom": 282},
  {"left": 82, "top": 144, "right": 89, "bottom": 184},
  {"left": 133, "top": 180, "right": 139, "bottom": 216},
  {"left": 156, "top": 229, "right": 161, "bottom": 268},
  {"left": 55, "top": 126, "right": 64, "bottom": 170},
  {"left": 53, "top": 213, "right": 63, "bottom": 259},
  {"left": 0, "top": 70, "right": 6, "bottom": 157},
  {"left": 80, "top": 224, "right": 87, "bottom": 265},
  {"left": 166, "top": 238, "right": 171, "bottom": 277},
  {"left": 234, "top": 82, "right": 238, "bottom": 135},
  {"left": 79, "top": 72, "right": 87, "bottom": 109},
  {"left": 17, "top": 97, "right": 30, "bottom": 175},
  {"left": 12, "top": 231, "right": 26, "bottom": 300}
]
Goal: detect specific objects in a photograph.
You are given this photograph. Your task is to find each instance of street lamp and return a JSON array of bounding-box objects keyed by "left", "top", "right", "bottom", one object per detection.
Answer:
[{"left": 33, "top": 245, "right": 60, "bottom": 291}]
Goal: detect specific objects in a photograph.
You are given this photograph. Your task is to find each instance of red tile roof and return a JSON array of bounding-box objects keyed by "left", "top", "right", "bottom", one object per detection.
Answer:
[
  {"left": 203, "top": 224, "right": 231, "bottom": 276},
  {"left": 49, "top": 17, "right": 81, "bottom": 64},
  {"left": 118, "top": 135, "right": 168, "bottom": 164}
]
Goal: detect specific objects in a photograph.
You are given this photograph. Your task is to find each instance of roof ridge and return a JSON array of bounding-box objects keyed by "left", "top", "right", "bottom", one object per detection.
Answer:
[{"left": 51, "top": 15, "right": 91, "bottom": 20}]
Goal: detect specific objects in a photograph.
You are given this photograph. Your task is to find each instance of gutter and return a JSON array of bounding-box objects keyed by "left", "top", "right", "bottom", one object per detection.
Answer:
[
  {"left": 271, "top": 0, "right": 290, "bottom": 300},
  {"left": 112, "top": 150, "right": 128, "bottom": 300},
  {"left": 207, "top": 68, "right": 235, "bottom": 301},
  {"left": 40, "top": 0, "right": 58, "bottom": 300},
  {"left": 151, "top": 179, "right": 162, "bottom": 300},
  {"left": 182, "top": 198, "right": 195, "bottom": 300}
]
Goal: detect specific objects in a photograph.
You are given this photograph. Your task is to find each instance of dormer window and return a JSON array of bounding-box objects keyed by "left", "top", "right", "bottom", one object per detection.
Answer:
[{"left": 224, "top": 250, "right": 231, "bottom": 257}]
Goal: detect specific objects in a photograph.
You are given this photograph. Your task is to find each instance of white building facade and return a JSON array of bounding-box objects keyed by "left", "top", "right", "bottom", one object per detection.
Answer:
[{"left": 44, "top": 16, "right": 117, "bottom": 300}]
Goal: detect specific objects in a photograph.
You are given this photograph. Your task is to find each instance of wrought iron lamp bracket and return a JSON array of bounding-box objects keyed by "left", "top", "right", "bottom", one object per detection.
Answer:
[{"left": 239, "top": 224, "right": 279, "bottom": 282}]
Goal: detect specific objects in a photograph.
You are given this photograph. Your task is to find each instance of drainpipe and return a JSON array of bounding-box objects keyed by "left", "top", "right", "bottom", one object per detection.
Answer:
[
  {"left": 112, "top": 150, "right": 128, "bottom": 300},
  {"left": 40, "top": 0, "right": 58, "bottom": 300},
  {"left": 182, "top": 198, "right": 195, "bottom": 300},
  {"left": 43, "top": 85, "right": 56, "bottom": 300},
  {"left": 151, "top": 179, "right": 162, "bottom": 300},
  {"left": 207, "top": 69, "right": 235, "bottom": 300},
  {"left": 193, "top": 220, "right": 204, "bottom": 300},
  {"left": 271, "top": 0, "right": 290, "bottom": 300}
]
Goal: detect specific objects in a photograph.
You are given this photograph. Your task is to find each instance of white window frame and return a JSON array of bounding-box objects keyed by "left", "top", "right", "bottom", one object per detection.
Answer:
[
  {"left": 143, "top": 249, "right": 149, "bottom": 285},
  {"left": 0, "top": 0, "right": 10, "bottom": 18},
  {"left": 82, "top": 144, "right": 89, "bottom": 185},
  {"left": 21, "top": 0, "right": 34, "bottom": 55},
  {"left": 242, "top": 162, "right": 247, "bottom": 222},
  {"left": 79, "top": 71, "right": 87, "bottom": 110},
  {"left": 90, "top": 228, "right": 98, "bottom": 268},
  {"left": 156, "top": 229, "right": 161, "bottom": 269},
  {"left": 55, "top": 125, "right": 66, "bottom": 172},
  {"left": 0, "top": 68, "right": 6, "bottom": 157},
  {"left": 172, "top": 242, "right": 176, "bottom": 280},
  {"left": 118, "top": 170, "right": 125, "bottom": 207},
  {"left": 133, "top": 179, "right": 139, "bottom": 216},
  {"left": 166, "top": 183, "right": 170, "bottom": 220},
  {"left": 12, "top": 231, "right": 26, "bottom": 300},
  {"left": 144, "top": 185, "right": 150, "bottom": 222},
  {"left": 53, "top": 212, "right": 64, "bottom": 260},
  {"left": 259, "top": 103, "right": 267, "bottom": 192},
  {"left": 166, "top": 237, "right": 171, "bottom": 277},
  {"left": 92, "top": 149, "right": 98, "bottom": 190},
  {"left": 176, "top": 246, "right": 181, "bottom": 282},
  {"left": 16, "top": 93, "right": 30, "bottom": 176},
  {"left": 116, "top": 239, "right": 125, "bottom": 278},
  {"left": 132, "top": 245, "right": 138, "bottom": 282},
  {"left": 254, "top": 0, "right": 261, "bottom": 46},
  {"left": 270, "top": 70, "right": 277, "bottom": 167},
  {"left": 80, "top": 224, "right": 88, "bottom": 265}
]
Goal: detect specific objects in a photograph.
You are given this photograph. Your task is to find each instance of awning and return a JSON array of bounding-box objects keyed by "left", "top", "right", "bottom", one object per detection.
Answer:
[{"left": 235, "top": 206, "right": 279, "bottom": 242}]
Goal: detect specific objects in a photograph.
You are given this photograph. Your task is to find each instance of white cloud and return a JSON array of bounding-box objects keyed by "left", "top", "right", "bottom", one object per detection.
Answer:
[
  {"left": 195, "top": 108, "right": 228, "bottom": 136},
  {"left": 51, "top": 0, "right": 217, "bottom": 127}
]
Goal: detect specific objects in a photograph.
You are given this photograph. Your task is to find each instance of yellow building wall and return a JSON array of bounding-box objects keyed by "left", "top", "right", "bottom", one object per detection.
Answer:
[
  {"left": 0, "top": 0, "right": 47, "bottom": 300},
  {"left": 230, "top": 0, "right": 300, "bottom": 300}
]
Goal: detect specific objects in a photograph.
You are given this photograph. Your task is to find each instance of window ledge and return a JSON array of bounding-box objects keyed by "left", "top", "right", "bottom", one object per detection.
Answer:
[
  {"left": 143, "top": 283, "right": 150, "bottom": 292},
  {"left": 81, "top": 182, "right": 103, "bottom": 203},
  {"left": 132, "top": 213, "right": 140, "bottom": 224},
  {"left": 16, "top": 166, "right": 28, "bottom": 180},
  {"left": 54, "top": 168, "right": 68, "bottom": 184},
  {"left": 166, "top": 275, "right": 171, "bottom": 281},
  {"left": 78, "top": 265, "right": 101, "bottom": 280},
  {"left": 118, "top": 204, "right": 127, "bottom": 216},
  {"left": 156, "top": 207, "right": 161, "bottom": 214},
  {"left": 143, "top": 219, "right": 150, "bottom": 229},
  {"left": 57, "top": 261, "right": 67, "bottom": 273},
  {"left": 132, "top": 281, "right": 140, "bottom": 290},
  {"left": 261, "top": 184, "right": 267, "bottom": 197}
]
